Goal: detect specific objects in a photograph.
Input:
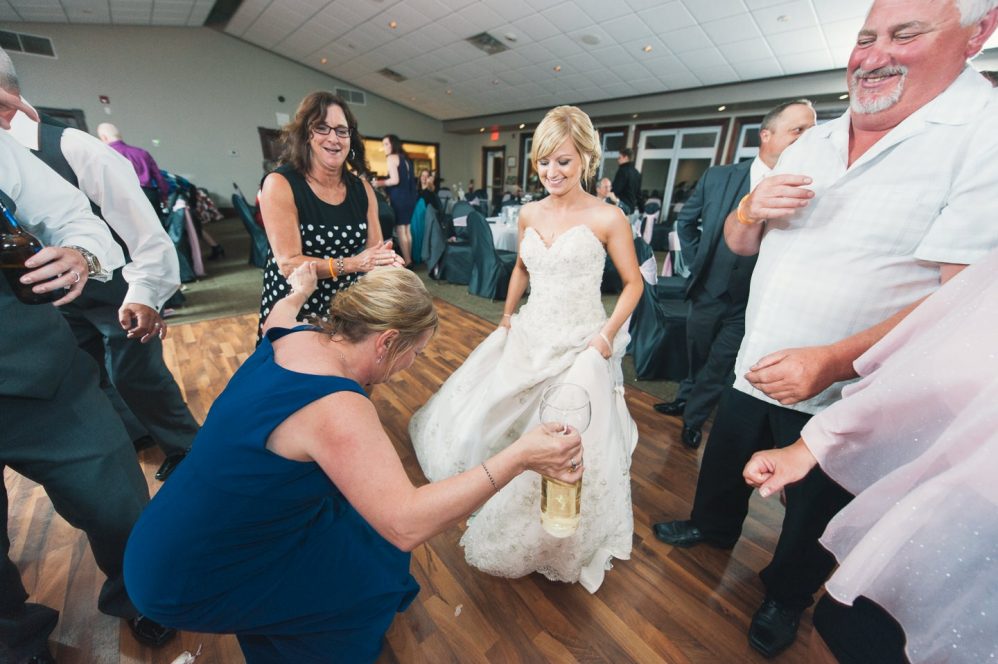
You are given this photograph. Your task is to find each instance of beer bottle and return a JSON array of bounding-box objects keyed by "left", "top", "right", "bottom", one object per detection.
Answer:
[{"left": 0, "top": 197, "right": 61, "bottom": 304}]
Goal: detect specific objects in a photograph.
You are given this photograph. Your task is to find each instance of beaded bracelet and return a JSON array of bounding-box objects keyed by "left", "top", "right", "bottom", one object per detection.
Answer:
[
  {"left": 481, "top": 462, "right": 498, "bottom": 492},
  {"left": 336, "top": 256, "right": 346, "bottom": 276}
]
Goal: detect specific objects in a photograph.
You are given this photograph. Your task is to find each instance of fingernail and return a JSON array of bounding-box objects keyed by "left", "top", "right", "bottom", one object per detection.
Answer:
[
  {"left": 20, "top": 276, "right": 31, "bottom": 283},
  {"left": 803, "top": 177, "right": 812, "bottom": 184}
]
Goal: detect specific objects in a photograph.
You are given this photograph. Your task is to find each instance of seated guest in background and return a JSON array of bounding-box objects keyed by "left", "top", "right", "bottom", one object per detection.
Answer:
[
  {"left": 0, "top": 50, "right": 197, "bottom": 481},
  {"left": 654, "top": 100, "right": 816, "bottom": 450},
  {"left": 744, "top": 246, "right": 998, "bottom": 664},
  {"left": 257, "top": 91, "right": 400, "bottom": 338},
  {"left": 96, "top": 121, "right": 169, "bottom": 215},
  {"left": 1, "top": 91, "right": 174, "bottom": 662},
  {"left": 124, "top": 265, "right": 581, "bottom": 664},
  {"left": 611, "top": 147, "right": 640, "bottom": 214},
  {"left": 595, "top": 176, "right": 624, "bottom": 209},
  {"left": 654, "top": 0, "right": 998, "bottom": 656},
  {"left": 418, "top": 168, "right": 442, "bottom": 214}
]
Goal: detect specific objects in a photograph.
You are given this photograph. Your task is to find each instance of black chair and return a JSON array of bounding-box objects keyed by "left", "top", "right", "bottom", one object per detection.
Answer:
[
  {"left": 451, "top": 200, "right": 474, "bottom": 241},
  {"left": 627, "top": 273, "right": 690, "bottom": 381},
  {"left": 602, "top": 236, "right": 654, "bottom": 294},
  {"left": 163, "top": 192, "right": 197, "bottom": 283},
  {"left": 467, "top": 211, "right": 517, "bottom": 300},
  {"left": 435, "top": 202, "right": 473, "bottom": 284},
  {"left": 231, "top": 193, "right": 270, "bottom": 269}
]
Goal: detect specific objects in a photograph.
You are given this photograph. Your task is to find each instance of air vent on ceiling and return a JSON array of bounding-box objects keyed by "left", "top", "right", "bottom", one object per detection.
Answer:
[
  {"left": 466, "top": 32, "right": 509, "bottom": 55},
  {"left": 335, "top": 88, "right": 366, "bottom": 106},
  {"left": 0, "top": 29, "right": 56, "bottom": 57},
  {"left": 377, "top": 67, "right": 408, "bottom": 83}
]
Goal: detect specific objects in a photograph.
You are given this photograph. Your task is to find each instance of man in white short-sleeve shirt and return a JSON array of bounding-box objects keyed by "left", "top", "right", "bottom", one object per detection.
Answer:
[{"left": 654, "top": 0, "right": 998, "bottom": 657}]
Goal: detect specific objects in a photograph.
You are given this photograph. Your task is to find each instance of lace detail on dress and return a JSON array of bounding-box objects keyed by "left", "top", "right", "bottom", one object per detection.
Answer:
[{"left": 409, "top": 222, "right": 638, "bottom": 593}]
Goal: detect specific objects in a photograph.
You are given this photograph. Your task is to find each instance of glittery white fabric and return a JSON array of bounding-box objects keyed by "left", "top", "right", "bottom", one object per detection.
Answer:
[{"left": 409, "top": 225, "right": 637, "bottom": 593}]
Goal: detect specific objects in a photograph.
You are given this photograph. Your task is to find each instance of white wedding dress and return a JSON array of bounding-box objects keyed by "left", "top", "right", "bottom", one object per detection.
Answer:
[{"left": 409, "top": 224, "right": 638, "bottom": 593}]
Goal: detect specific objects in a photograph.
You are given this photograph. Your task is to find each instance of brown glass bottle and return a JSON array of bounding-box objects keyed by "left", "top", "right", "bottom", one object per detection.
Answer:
[{"left": 0, "top": 198, "right": 61, "bottom": 304}]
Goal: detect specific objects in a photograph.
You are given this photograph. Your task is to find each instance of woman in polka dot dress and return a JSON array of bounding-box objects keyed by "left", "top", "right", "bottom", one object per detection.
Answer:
[{"left": 258, "top": 91, "right": 404, "bottom": 338}]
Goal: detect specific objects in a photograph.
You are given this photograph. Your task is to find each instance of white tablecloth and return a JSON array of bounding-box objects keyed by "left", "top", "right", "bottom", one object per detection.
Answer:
[{"left": 486, "top": 218, "right": 519, "bottom": 252}]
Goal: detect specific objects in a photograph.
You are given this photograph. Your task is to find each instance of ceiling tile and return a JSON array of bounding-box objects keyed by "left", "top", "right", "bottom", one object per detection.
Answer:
[
  {"left": 766, "top": 26, "right": 826, "bottom": 56},
  {"left": 681, "top": 0, "right": 748, "bottom": 23},
  {"left": 539, "top": 35, "right": 583, "bottom": 58},
  {"left": 691, "top": 63, "right": 738, "bottom": 85},
  {"left": 490, "top": 0, "right": 535, "bottom": 22},
  {"left": 701, "top": 13, "right": 762, "bottom": 45},
  {"left": 820, "top": 16, "right": 863, "bottom": 48},
  {"left": 540, "top": 1, "right": 594, "bottom": 33},
  {"left": 661, "top": 25, "right": 712, "bottom": 53},
  {"left": 676, "top": 46, "right": 728, "bottom": 70},
  {"left": 613, "top": 61, "right": 654, "bottom": 81},
  {"left": 562, "top": 50, "right": 601, "bottom": 72},
  {"left": 601, "top": 81, "right": 636, "bottom": 97},
  {"left": 752, "top": 0, "right": 818, "bottom": 36},
  {"left": 777, "top": 48, "right": 833, "bottom": 74},
  {"left": 567, "top": 25, "right": 615, "bottom": 51},
  {"left": 435, "top": 12, "right": 478, "bottom": 40},
  {"left": 600, "top": 14, "right": 653, "bottom": 43},
  {"left": 659, "top": 69, "right": 701, "bottom": 89},
  {"left": 717, "top": 37, "right": 775, "bottom": 62},
  {"left": 731, "top": 56, "right": 784, "bottom": 80},
  {"left": 457, "top": 1, "right": 505, "bottom": 29},
  {"left": 637, "top": 1, "right": 696, "bottom": 32},
  {"left": 512, "top": 12, "right": 560, "bottom": 41},
  {"left": 812, "top": 0, "right": 870, "bottom": 24},
  {"left": 589, "top": 44, "right": 635, "bottom": 67},
  {"left": 573, "top": 0, "right": 622, "bottom": 23}
]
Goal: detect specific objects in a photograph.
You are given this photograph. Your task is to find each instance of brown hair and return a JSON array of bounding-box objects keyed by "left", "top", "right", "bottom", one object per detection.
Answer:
[
  {"left": 280, "top": 91, "right": 370, "bottom": 177},
  {"left": 317, "top": 268, "right": 438, "bottom": 368}
]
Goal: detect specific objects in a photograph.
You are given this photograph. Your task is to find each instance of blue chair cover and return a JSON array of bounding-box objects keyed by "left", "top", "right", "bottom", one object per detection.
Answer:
[{"left": 232, "top": 193, "right": 270, "bottom": 269}]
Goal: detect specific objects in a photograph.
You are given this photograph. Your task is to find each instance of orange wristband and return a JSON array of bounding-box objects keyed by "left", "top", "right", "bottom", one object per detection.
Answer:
[
  {"left": 327, "top": 257, "right": 338, "bottom": 280},
  {"left": 736, "top": 194, "right": 757, "bottom": 225}
]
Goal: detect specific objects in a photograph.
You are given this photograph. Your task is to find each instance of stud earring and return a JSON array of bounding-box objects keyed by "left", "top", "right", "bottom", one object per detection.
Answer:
[
  {"left": 350, "top": 149, "right": 356, "bottom": 160},
  {"left": 376, "top": 356, "right": 383, "bottom": 364}
]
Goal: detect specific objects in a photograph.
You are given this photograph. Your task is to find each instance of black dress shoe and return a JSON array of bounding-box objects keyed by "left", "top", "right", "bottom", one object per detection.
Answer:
[
  {"left": 681, "top": 425, "right": 702, "bottom": 449},
  {"left": 653, "top": 399, "right": 686, "bottom": 416},
  {"left": 653, "top": 520, "right": 736, "bottom": 549},
  {"left": 128, "top": 615, "right": 177, "bottom": 648},
  {"left": 748, "top": 599, "right": 802, "bottom": 658},
  {"left": 154, "top": 452, "right": 187, "bottom": 481}
]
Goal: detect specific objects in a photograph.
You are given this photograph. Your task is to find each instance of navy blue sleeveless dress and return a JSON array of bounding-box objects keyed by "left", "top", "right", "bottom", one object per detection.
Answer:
[{"left": 124, "top": 326, "right": 419, "bottom": 663}]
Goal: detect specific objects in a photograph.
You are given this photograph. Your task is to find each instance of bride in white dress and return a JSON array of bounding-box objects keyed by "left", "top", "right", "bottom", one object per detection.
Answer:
[{"left": 409, "top": 106, "right": 643, "bottom": 593}]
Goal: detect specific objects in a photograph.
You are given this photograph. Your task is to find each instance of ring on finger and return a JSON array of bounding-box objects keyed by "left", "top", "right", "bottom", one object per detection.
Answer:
[
  {"left": 569, "top": 458, "right": 578, "bottom": 471},
  {"left": 70, "top": 270, "right": 81, "bottom": 284}
]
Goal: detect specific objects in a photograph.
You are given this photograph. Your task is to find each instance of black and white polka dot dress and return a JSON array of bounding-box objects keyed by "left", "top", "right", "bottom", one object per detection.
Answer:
[{"left": 258, "top": 165, "right": 368, "bottom": 337}]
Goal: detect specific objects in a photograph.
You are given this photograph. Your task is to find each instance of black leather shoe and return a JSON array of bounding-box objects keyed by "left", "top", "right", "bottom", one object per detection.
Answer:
[
  {"left": 128, "top": 615, "right": 177, "bottom": 648},
  {"left": 748, "top": 599, "right": 802, "bottom": 658},
  {"left": 681, "top": 425, "right": 702, "bottom": 449},
  {"left": 154, "top": 452, "right": 186, "bottom": 481},
  {"left": 653, "top": 520, "right": 736, "bottom": 549},
  {"left": 653, "top": 399, "right": 686, "bottom": 416}
]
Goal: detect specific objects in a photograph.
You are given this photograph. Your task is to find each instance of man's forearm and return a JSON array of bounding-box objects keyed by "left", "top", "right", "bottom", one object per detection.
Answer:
[{"left": 826, "top": 298, "right": 924, "bottom": 381}]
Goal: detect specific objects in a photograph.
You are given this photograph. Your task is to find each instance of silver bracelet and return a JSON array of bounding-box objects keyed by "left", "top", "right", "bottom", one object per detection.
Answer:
[{"left": 481, "top": 462, "right": 499, "bottom": 492}]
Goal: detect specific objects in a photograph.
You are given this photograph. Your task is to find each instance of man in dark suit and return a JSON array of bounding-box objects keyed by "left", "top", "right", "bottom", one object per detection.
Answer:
[
  {"left": 653, "top": 100, "right": 816, "bottom": 449},
  {"left": 611, "top": 147, "right": 641, "bottom": 214}
]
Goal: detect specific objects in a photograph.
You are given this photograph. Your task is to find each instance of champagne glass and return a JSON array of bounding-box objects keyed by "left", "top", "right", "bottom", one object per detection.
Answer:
[{"left": 538, "top": 383, "right": 590, "bottom": 538}]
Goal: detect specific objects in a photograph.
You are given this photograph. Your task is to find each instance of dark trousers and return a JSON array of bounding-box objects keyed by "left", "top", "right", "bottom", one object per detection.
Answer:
[
  {"left": 675, "top": 291, "right": 746, "bottom": 428},
  {"left": 1, "top": 351, "right": 149, "bottom": 654},
  {"left": 813, "top": 595, "right": 909, "bottom": 663},
  {"left": 60, "top": 272, "right": 198, "bottom": 455},
  {"left": 690, "top": 387, "right": 853, "bottom": 609}
]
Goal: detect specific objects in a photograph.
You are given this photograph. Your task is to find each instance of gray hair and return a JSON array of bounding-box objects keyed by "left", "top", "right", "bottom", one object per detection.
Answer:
[
  {"left": 0, "top": 49, "right": 20, "bottom": 94},
  {"left": 957, "top": 0, "right": 998, "bottom": 26}
]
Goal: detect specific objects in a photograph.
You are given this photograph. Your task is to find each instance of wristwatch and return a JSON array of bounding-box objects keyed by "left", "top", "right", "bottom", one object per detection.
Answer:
[{"left": 66, "top": 245, "right": 106, "bottom": 279}]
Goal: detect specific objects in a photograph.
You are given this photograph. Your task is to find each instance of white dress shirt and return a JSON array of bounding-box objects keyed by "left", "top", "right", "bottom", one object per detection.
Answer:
[
  {"left": 733, "top": 65, "right": 998, "bottom": 414},
  {"left": 749, "top": 155, "right": 771, "bottom": 190},
  {"left": 1, "top": 131, "right": 123, "bottom": 272},
  {"left": 7, "top": 102, "right": 179, "bottom": 309}
]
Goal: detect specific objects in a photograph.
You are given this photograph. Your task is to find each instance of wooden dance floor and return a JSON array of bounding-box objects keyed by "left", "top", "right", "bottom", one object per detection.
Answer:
[{"left": 6, "top": 300, "right": 813, "bottom": 663}]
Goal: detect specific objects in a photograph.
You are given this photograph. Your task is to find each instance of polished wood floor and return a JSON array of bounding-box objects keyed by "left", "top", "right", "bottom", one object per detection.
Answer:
[{"left": 6, "top": 300, "right": 813, "bottom": 663}]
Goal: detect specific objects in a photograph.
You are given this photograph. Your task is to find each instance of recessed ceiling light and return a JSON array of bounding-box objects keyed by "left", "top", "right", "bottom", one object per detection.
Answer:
[
  {"left": 642, "top": 45, "right": 653, "bottom": 53},
  {"left": 518, "top": 123, "right": 525, "bottom": 129},
  {"left": 504, "top": 33, "right": 518, "bottom": 42},
  {"left": 777, "top": 14, "right": 790, "bottom": 22},
  {"left": 446, "top": 88, "right": 453, "bottom": 95},
  {"left": 388, "top": 20, "right": 398, "bottom": 29},
  {"left": 839, "top": 93, "right": 849, "bottom": 99},
  {"left": 580, "top": 34, "right": 600, "bottom": 46},
  {"left": 553, "top": 65, "right": 562, "bottom": 72},
  {"left": 632, "top": 113, "right": 639, "bottom": 118},
  {"left": 492, "top": 79, "right": 500, "bottom": 85},
  {"left": 717, "top": 105, "right": 727, "bottom": 111},
  {"left": 320, "top": 57, "right": 328, "bottom": 64},
  {"left": 480, "top": 128, "right": 485, "bottom": 133}
]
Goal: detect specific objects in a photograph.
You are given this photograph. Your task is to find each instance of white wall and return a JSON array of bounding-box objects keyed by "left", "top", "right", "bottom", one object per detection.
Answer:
[{"left": 7, "top": 23, "right": 471, "bottom": 201}]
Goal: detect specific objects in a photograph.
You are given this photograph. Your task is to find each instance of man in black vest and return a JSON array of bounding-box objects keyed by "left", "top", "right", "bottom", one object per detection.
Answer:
[
  {"left": 0, "top": 92, "right": 175, "bottom": 663},
  {"left": 611, "top": 147, "right": 641, "bottom": 214},
  {"left": 653, "top": 101, "right": 816, "bottom": 449},
  {"left": 1, "top": 50, "right": 197, "bottom": 481}
]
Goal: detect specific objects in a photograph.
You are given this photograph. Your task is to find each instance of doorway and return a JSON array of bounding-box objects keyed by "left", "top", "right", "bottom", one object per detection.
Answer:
[
  {"left": 481, "top": 146, "right": 506, "bottom": 216},
  {"left": 635, "top": 126, "right": 721, "bottom": 222}
]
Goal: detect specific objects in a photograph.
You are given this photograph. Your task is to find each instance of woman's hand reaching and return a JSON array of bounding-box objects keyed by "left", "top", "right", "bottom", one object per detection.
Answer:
[
  {"left": 515, "top": 424, "right": 584, "bottom": 484},
  {"left": 352, "top": 240, "right": 405, "bottom": 272},
  {"left": 587, "top": 331, "right": 612, "bottom": 359},
  {"left": 288, "top": 261, "right": 318, "bottom": 298}
]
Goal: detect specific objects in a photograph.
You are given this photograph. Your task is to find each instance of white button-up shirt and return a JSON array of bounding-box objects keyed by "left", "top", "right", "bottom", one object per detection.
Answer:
[
  {"left": 734, "top": 66, "right": 998, "bottom": 414},
  {"left": 7, "top": 103, "right": 179, "bottom": 310},
  {"left": 1, "top": 131, "right": 123, "bottom": 271}
]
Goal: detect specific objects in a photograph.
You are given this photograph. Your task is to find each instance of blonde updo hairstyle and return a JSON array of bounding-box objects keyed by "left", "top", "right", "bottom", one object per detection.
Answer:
[
  {"left": 317, "top": 268, "right": 438, "bottom": 369},
  {"left": 530, "top": 105, "right": 602, "bottom": 188}
]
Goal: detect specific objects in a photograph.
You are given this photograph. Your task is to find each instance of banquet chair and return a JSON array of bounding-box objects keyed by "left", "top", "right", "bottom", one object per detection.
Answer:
[
  {"left": 163, "top": 191, "right": 199, "bottom": 283},
  {"left": 451, "top": 200, "right": 474, "bottom": 240},
  {"left": 232, "top": 192, "right": 270, "bottom": 269},
  {"left": 467, "top": 210, "right": 517, "bottom": 300},
  {"left": 436, "top": 204, "right": 473, "bottom": 285}
]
